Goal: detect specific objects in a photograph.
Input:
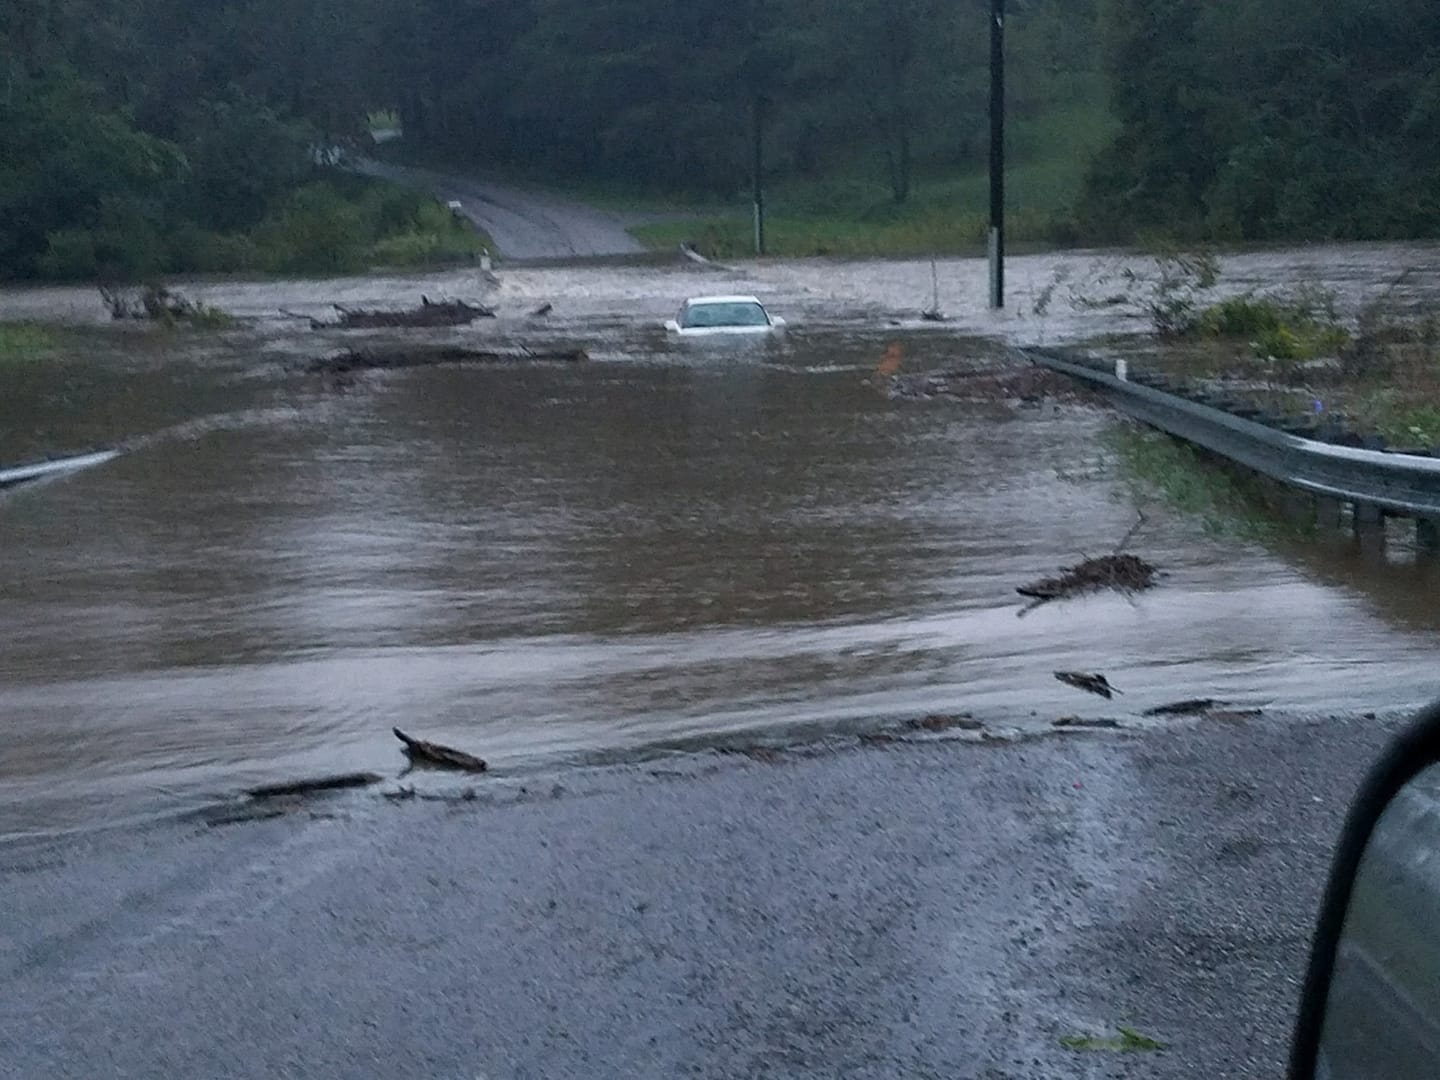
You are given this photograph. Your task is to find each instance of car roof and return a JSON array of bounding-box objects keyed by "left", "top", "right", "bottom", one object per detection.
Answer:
[{"left": 682, "top": 295, "right": 765, "bottom": 307}]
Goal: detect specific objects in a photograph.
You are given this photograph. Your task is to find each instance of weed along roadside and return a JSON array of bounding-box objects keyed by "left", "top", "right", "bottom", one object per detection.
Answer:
[{"left": 1022, "top": 252, "right": 1440, "bottom": 559}]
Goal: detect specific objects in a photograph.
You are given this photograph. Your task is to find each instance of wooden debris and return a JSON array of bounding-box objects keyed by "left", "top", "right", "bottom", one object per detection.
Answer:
[
  {"left": 318, "top": 296, "right": 494, "bottom": 330},
  {"left": 529, "top": 302, "right": 554, "bottom": 317},
  {"left": 1055, "top": 671, "right": 1121, "bottom": 699},
  {"left": 906, "top": 713, "right": 984, "bottom": 733},
  {"left": 859, "top": 732, "right": 898, "bottom": 746},
  {"left": 1052, "top": 716, "right": 1121, "bottom": 729},
  {"left": 246, "top": 771, "right": 383, "bottom": 800},
  {"left": 1209, "top": 709, "right": 1264, "bottom": 723},
  {"left": 717, "top": 745, "right": 783, "bottom": 764},
  {"left": 393, "top": 727, "right": 488, "bottom": 772},
  {"left": 308, "top": 344, "right": 588, "bottom": 375},
  {"left": 100, "top": 284, "right": 225, "bottom": 324},
  {"left": 1018, "top": 554, "right": 1157, "bottom": 604},
  {"left": 1143, "top": 698, "right": 1222, "bottom": 717}
]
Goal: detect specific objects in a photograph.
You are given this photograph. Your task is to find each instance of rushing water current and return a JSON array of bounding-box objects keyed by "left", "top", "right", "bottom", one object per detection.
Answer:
[{"left": 3, "top": 247, "right": 1440, "bottom": 838}]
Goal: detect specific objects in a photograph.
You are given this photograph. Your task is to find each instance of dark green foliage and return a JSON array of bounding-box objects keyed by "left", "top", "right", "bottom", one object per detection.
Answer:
[
  {"left": 0, "top": 69, "right": 185, "bottom": 278},
  {"left": 1084, "top": 0, "right": 1440, "bottom": 240},
  {"left": 1192, "top": 289, "right": 1351, "bottom": 361},
  {"left": 176, "top": 96, "right": 315, "bottom": 232},
  {"left": 5, "top": 0, "right": 1438, "bottom": 277}
]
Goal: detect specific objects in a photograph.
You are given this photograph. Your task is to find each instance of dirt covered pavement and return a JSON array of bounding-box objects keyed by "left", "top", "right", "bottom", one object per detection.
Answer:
[{"left": 0, "top": 710, "right": 1404, "bottom": 1078}]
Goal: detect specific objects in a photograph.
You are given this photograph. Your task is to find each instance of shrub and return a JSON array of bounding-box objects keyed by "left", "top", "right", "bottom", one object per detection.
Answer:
[
  {"left": 170, "top": 223, "right": 261, "bottom": 274},
  {"left": 37, "top": 229, "right": 100, "bottom": 279},
  {"left": 254, "top": 183, "right": 368, "bottom": 273},
  {"left": 1198, "top": 296, "right": 1285, "bottom": 337}
]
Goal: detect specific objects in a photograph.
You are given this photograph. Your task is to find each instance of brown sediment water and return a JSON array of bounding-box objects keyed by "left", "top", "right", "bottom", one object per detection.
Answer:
[{"left": 2, "top": 246, "right": 1438, "bottom": 838}]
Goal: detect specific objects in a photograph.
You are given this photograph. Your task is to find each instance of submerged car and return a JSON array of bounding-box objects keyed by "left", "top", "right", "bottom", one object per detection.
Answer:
[{"left": 664, "top": 295, "right": 786, "bottom": 336}]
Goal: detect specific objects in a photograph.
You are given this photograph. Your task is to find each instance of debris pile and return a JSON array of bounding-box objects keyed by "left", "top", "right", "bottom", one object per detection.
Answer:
[
  {"left": 1143, "top": 698, "right": 1220, "bottom": 717},
  {"left": 99, "top": 284, "right": 229, "bottom": 324},
  {"left": 318, "top": 296, "right": 494, "bottom": 329},
  {"left": 886, "top": 365, "right": 1096, "bottom": 405},
  {"left": 905, "top": 713, "right": 983, "bottom": 733},
  {"left": 1017, "top": 553, "right": 1157, "bottom": 604},
  {"left": 245, "top": 772, "right": 382, "bottom": 800},
  {"left": 1054, "top": 671, "right": 1121, "bottom": 699},
  {"left": 393, "top": 727, "right": 488, "bottom": 773},
  {"left": 308, "top": 344, "right": 587, "bottom": 374}
]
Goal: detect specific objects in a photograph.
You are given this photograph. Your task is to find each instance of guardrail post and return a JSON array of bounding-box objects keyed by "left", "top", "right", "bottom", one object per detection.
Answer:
[
  {"left": 1352, "top": 501, "right": 1386, "bottom": 556},
  {"left": 1353, "top": 502, "right": 1384, "bottom": 530},
  {"left": 1417, "top": 519, "right": 1440, "bottom": 557},
  {"left": 1315, "top": 495, "right": 1344, "bottom": 529}
]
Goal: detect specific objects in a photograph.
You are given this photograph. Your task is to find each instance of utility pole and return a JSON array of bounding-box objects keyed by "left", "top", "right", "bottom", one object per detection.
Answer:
[
  {"left": 988, "top": 0, "right": 1005, "bottom": 309},
  {"left": 752, "top": 94, "right": 767, "bottom": 256}
]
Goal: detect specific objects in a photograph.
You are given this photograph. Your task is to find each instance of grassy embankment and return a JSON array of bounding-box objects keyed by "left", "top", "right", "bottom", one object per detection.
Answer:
[
  {"left": 624, "top": 101, "right": 1114, "bottom": 258},
  {"left": 0, "top": 323, "right": 58, "bottom": 364},
  {"left": 170, "top": 173, "right": 495, "bottom": 277},
  {"left": 1090, "top": 260, "right": 1440, "bottom": 448},
  {"left": 27, "top": 173, "right": 493, "bottom": 283},
  {"left": 1078, "top": 255, "right": 1440, "bottom": 536}
]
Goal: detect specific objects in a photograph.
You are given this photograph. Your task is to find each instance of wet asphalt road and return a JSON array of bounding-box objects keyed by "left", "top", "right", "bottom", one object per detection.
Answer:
[
  {"left": 354, "top": 159, "right": 648, "bottom": 259},
  {"left": 0, "top": 710, "right": 1406, "bottom": 1078}
]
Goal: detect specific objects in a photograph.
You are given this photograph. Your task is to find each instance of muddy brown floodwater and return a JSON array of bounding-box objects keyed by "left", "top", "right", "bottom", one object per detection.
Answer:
[{"left": 3, "top": 247, "right": 1440, "bottom": 839}]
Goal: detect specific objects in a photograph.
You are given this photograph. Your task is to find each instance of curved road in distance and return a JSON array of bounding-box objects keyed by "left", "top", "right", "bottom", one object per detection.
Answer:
[{"left": 355, "top": 158, "right": 650, "bottom": 260}]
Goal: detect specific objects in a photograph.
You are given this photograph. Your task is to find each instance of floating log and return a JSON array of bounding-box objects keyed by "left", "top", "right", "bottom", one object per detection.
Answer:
[
  {"left": 393, "top": 727, "right": 488, "bottom": 773},
  {"left": 308, "top": 344, "right": 588, "bottom": 375},
  {"left": 529, "top": 302, "right": 553, "bottom": 317},
  {"left": 1018, "top": 554, "right": 1157, "bottom": 603},
  {"left": 1055, "top": 671, "right": 1121, "bottom": 699},
  {"left": 316, "top": 297, "right": 494, "bottom": 330},
  {"left": 246, "top": 771, "right": 383, "bottom": 799}
]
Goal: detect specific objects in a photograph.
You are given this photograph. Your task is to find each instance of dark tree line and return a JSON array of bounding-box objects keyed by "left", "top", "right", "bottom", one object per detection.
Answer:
[
  {"left": 1083, "top": 0, "right": 1440, "bottom": 239},
  {"left": 1, "top": 0, "right": 1437, "bottom": 278}
]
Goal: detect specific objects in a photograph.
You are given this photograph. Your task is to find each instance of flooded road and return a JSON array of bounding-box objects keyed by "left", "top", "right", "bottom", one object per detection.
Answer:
[{"left": 3, "top": 247, "right": 1440, "bottom": 839}]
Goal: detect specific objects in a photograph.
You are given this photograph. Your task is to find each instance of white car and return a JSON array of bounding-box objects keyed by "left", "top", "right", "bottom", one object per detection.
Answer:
[{"left": 664, "top": 295, "right": 786, "bottom": 336}]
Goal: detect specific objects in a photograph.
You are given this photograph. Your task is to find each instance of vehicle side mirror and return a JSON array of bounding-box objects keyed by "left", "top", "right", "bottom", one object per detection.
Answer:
[
  {"left": 769, "top": 315, "right": 787, "bottom": 329},
  {"left": 663, "top": 319, "right": 680, "bottom": 333},
  {"left": 1290, "top": 700, "right": 1440, "bottom": 1078}
]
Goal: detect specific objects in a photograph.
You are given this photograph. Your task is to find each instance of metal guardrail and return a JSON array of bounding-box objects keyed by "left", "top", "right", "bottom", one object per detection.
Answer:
[{"left": 1027, "top": 348, "right": 1440, "bottom": 519}]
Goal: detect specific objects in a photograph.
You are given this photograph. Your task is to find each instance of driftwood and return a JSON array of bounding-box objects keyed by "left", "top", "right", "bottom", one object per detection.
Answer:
[
  {"left": 1143, "top": 698, "right": 1221, "bottom": 717},
  {"left": 1053, "top": 716, "right": 1122, "bottom": 729},
  {"left": 393, "top": 727, "right": 488, "bottom": 773},
  {"left": 246, "top": 771, "right": 383, "bottom": 799},
  {"left": 1055, "top": 671, "right": 1121, "bottom": 699},
  {"left": 529, "top": 302, "right": 554, "bottom": 317},
  {"left": 315, "top": 296, "right": 494, "bottom": 330},
  {"left": 308, "top": 344, "right": 588, "bottom": 375},
  {"left": 1018, "top": 554, "right": 1157, "bottom": 603},
  {"left": 906, "top": 713, "right": 984, "bottom": 733}
]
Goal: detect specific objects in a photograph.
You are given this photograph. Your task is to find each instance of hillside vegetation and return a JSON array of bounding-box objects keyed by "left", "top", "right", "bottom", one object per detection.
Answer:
[{"left": 3, "top": 0, "right": 1437, "bottom": 277}]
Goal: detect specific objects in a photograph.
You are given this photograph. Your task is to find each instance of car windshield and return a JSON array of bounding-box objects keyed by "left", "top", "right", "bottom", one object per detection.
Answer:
[{"left": 681, "top": 301, "right": 770, "bottom": 328}]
